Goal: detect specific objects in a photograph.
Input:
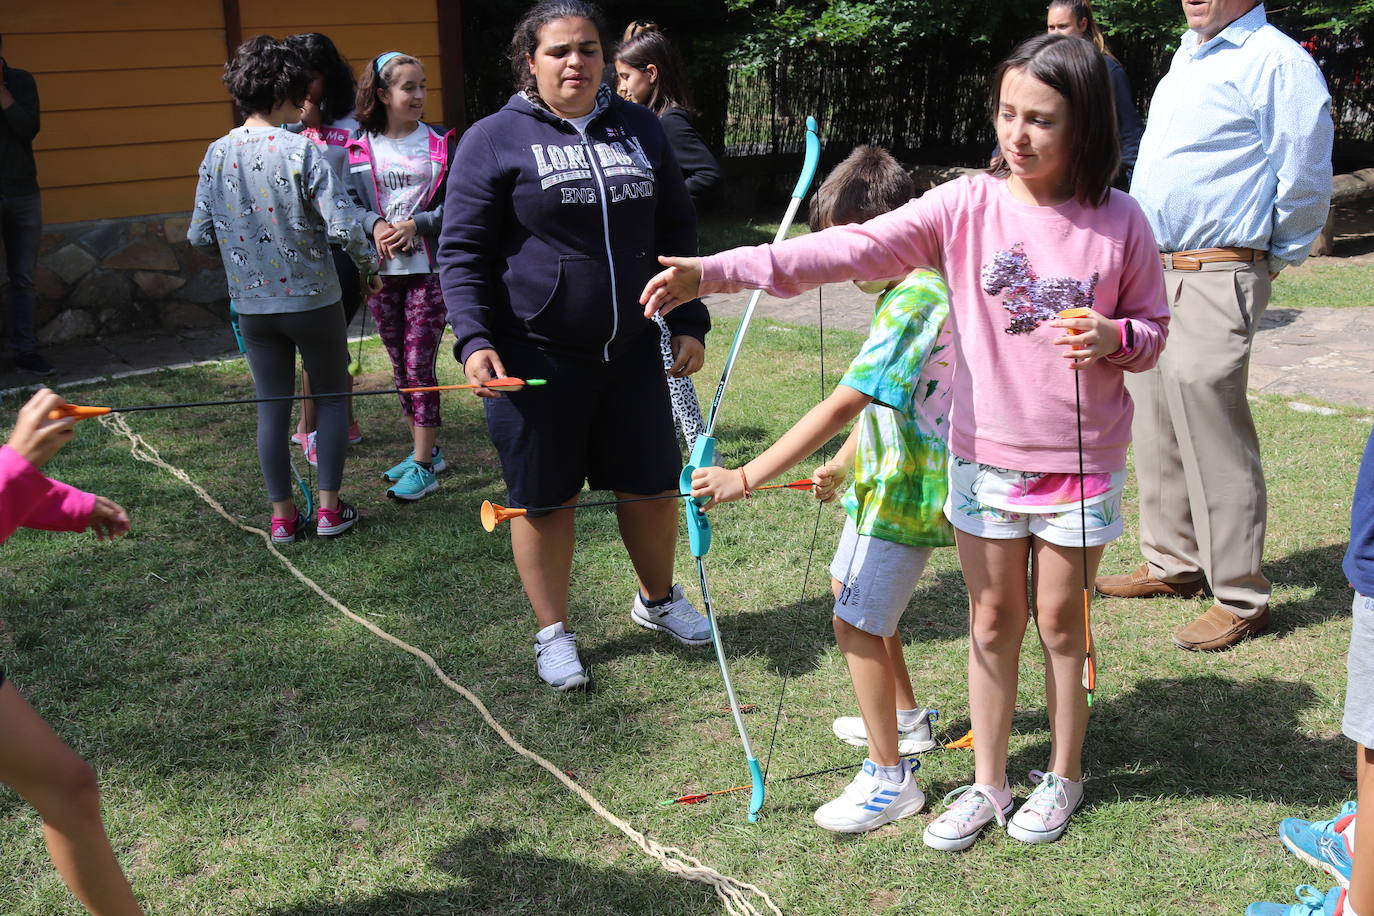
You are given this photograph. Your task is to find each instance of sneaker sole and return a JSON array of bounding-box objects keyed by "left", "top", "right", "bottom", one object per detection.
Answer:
[
  {"left": 271, "top": 534, "right": 298, "bottom": 545},
  {"left": 317, "top": 520, "right": 356, "bottom": 537},
  {"left": 1006, "top": 820, "right": 1070, "bottom": 844},
  {"left": 546, "top": 672, "right": 590, "bottom": 691},
  {"left": 1280, "top": 835, "right": 1352, "bottom": 888},
  {"left": 815, "top": 792, "right": 926, "bottom": 834},
  {"left": 631, "top": 607, "right": 713, "bottom": 646},
  {"left": 387, "top": 481, "right": 440, "bottom": 501},
  {"left": 922, "top": 826, "right": 985, "bottom": 851}
]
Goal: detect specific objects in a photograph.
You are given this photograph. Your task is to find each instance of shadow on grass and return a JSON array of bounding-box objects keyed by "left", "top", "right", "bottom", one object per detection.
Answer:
[
  {"left": 1265, "top": 542, "right": 1354, "bottom": 637},
  {"left": 586, "top": 566, "right": 972, "bottom": 680},
  {"left": 264, "top": 825, "right": 722, "bottom": 915},
  {"left": 999, "top": 675, "right": 1351, "bottom": 809}
]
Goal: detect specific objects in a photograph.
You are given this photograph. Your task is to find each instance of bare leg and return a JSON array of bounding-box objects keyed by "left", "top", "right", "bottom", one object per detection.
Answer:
[
  {"left": 510, "top": 495, "right": 579, "bottom": 629},
  {"left": 1029, "top": 538, "right": 1104, "bottom": 782},
  {"left": 0, "top": 682, "right": 144, "bottom": 916},
  {"left": 1352, "top": 743, "right": 1374, "bottom": 916},
  {"left": 297, "top": 370, "right": 316, "bottom": 436},
  {"left": 412, "top": 423, "right": 438, "bottom": 464},
  {"left": 615, "top": 491, "right": 679, "bottom": 602},
  {"left": 270, "top": 498, "right": 296, "bottom": 519},
  {"left": 886, "top": 634, "right": 919, "bottom": 710},
  {"left": 956, "top": 530, "right": 1031, "bottom": 788},
  {"left": 835, "top": 616, "right": 900, "bottom": 766}
]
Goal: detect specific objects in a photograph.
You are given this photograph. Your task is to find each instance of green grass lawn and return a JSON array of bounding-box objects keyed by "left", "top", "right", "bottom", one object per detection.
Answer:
[
  {"left": 0, "top": 317, "right": 1368, "bottom": 915},
  {"left": 1273, "top": 257, "right": 1374, "bottom": 310}
]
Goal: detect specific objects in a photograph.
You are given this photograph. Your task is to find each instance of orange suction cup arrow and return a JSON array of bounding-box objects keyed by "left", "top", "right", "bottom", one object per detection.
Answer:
[{"left": 481, "top": 500, "right": 529, "bottom": 532}]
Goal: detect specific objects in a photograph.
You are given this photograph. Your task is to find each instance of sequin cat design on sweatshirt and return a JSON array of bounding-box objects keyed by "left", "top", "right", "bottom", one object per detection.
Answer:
[{"left": 982, "top": 243, "right": 1099, "bottom": 335}]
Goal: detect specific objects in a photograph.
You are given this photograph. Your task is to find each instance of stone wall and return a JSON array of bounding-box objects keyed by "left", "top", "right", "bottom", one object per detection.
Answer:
[{"left": 0, "top": 211, "right": 230, "bottom": 347}]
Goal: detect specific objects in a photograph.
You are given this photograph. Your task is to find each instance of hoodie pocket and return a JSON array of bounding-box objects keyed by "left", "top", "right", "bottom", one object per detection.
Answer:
[{"left": 524, "top": 254, "right": 612, "bottom": 347}]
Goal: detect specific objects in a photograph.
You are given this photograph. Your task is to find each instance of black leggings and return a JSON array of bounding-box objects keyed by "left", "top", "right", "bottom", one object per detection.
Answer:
[{"left": 240, "top": 303, "right": 350, "bottom": 500}]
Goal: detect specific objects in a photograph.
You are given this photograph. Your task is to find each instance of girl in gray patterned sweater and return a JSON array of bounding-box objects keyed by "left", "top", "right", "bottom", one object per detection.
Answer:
[{"left": 189, "top": 35, "right": 379, "bottom": 543}]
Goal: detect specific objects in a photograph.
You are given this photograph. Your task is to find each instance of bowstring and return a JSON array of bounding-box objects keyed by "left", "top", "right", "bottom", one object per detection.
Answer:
[{"left": 762, "top": 283, "right": 830, "bottom": 783}]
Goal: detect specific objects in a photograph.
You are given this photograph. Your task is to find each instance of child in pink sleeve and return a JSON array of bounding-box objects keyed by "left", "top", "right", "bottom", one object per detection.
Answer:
[
  {"left": 2, "top": 389, "right": 143, "bottom": 915},
  {"left": 643, "top": 34, "right": 1167, "bottom": 849}
]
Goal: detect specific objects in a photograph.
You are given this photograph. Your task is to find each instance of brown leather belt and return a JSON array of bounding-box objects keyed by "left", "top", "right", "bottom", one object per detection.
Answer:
[{"left": 1159, "top": 247, "right": 1267, "bottom": 271}]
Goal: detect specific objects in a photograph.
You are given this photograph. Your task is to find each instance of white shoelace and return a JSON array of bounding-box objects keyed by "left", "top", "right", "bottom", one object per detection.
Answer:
[
  {"left": 939, "top": 784, "right": 1009, "bottom": 829},
  {"left": 540, "top": 631, "right": 581, "bottom": 670},
  {"left": 1019, "top": 770, "right": 1069, "bottom": 825}
]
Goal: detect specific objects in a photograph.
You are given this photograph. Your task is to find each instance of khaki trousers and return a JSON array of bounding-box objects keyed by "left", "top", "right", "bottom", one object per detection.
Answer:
[{"left": 1125, "top": 261, "right": 1272, "bottom": 618}]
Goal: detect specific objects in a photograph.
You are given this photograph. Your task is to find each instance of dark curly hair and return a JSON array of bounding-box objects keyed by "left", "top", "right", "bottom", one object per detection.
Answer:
[
  {"left": 284, "top": 32, "right": 357, "bottom": 124},
  {"left": 508, "top": 0, "right": 609, "bottom": 93},
  {"left": 224, "top": 35, "right": 311, "bottom": 118}
]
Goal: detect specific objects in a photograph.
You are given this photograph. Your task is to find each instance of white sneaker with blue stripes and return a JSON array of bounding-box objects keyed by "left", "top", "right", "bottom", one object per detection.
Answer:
[{"left": 813, "top": 759, "right": 925, "bottom": 833}]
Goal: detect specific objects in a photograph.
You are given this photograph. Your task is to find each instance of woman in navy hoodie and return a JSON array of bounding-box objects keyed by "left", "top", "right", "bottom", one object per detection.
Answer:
[{"left": 439, "top": 0, "right": 712, "bottom": 690}]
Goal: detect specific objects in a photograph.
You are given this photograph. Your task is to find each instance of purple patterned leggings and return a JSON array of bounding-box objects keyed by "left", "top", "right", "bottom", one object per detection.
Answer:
[{"left": 368, "top": 273, "right": 447, "bottom": 427}]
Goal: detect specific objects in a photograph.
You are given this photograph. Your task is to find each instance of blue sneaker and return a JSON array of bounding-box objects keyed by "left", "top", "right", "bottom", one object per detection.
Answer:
[
  {"left": 387, "top": 462, "right": 439, "bottom": 501},
  {"left": 382, "top": 447, "right": 447, "bottom": 481},
  {"left": 1246, "top": 885, "right": 1344, "bottom": 916},
  {"left": 1280, "top": 801, "right": 1356, "bottom": 888}
]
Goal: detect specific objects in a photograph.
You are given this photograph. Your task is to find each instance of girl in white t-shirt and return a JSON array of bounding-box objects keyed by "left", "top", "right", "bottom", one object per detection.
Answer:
[{"left": 346, "top": 52, "right": 456, "bottom": 501}]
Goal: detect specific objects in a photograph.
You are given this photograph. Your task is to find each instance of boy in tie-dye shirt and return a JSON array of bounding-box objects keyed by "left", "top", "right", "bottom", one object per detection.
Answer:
[{"left": 689, "top": 146, "right": 952, "bottom": 834}]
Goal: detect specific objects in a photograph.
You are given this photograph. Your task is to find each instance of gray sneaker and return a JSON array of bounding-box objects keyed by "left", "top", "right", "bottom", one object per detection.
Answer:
[
  {"left": 631, "top": 584, "right": 712, "bottom": 645},
  {"left": 534, "top": 622, "right": 589, "bottom": 691}
]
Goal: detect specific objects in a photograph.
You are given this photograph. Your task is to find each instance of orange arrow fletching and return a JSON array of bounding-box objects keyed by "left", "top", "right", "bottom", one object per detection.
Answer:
[{"left": 944, "top": 729, "right": 975, "bottom": 750}]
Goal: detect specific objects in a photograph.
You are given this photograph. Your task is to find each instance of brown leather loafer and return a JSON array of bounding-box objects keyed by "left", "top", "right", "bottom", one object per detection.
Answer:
[
  {"left": 1095, "top": 562, "right": 1208, "bottom": 599},
  {"left": 1172, "top": 604, "right": 1270, "bottom": 651}
]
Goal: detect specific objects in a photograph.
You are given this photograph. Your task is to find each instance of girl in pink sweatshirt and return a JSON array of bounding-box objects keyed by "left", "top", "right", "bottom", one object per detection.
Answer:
[
  {"left": 642, "top": 33, "right": 1168, "bottom": 849},
  {"left": 2, "top": 388, "right": 143, "bottom": 915}
]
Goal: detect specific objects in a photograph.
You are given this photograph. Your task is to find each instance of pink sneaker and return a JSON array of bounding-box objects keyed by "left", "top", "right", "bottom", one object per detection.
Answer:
[
  {"left": 1006, "top": 770, "right": 1083, "bottom": 844},
  {"left": 316, "top": 500, "right": 358, "bottom": 537},
  {"left": 922, "top": 782, "right": 1014, "bottom": 851},
  {"left": 347, "top": 420, "right": 363, "bottom": 445},
  {"left": 270, "top": 509, "right": 306, "bottom": 544},
  {"left": 292, "top": 430, "right": 318, "bottom": 467}
]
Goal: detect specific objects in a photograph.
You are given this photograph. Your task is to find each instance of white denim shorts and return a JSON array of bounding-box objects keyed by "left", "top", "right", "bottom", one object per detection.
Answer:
[
  {"left": 828, "top": 516, "right": 934, "bottom": 638},
  {"left": 944, "top": 460, "right": 1125, "bottom": 548},
  {"left": 1346, "top": 591, "right": 1374, "bottom": 748}
]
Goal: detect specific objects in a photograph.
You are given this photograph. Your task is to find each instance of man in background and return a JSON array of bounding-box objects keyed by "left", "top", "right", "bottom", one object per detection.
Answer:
[{"left": 1098, "top": 0, "right": 1332, "bottom": 651}]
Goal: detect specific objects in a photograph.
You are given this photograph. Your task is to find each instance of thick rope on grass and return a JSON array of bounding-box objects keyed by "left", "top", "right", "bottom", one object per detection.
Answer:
[{"left": 99, "top": 413, "right": 783, "bottom": 916}]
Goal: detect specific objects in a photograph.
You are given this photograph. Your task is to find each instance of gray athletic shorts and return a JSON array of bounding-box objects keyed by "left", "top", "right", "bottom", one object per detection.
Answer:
[
  {"left": 828, "top": 516, "right": 933, "bottom": 638},
  {"left": 1345, "top": 591, "right": 1374, "bottom": 748}
]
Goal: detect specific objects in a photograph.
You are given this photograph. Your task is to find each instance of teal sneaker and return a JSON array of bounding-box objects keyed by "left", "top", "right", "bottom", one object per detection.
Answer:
[
  {"left": 1280, "top": 801, "right": 1355, "bottom": 888},
  {"left": 1246, "top": 885, "right": 1344, "bottom": 916},
  {"left": 387, "top": 462, "right": 439, "bottom": 501},
  {"left": 382, "top": 447, "right": 447, "bottom": 481}
]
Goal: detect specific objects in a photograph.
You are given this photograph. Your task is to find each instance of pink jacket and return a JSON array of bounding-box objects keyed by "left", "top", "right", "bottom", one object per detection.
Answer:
[
  {"left": 700, "top": 174, "right": 1169, "bottom": 473},
  {"left": 0, "top": 446, "right": 96, "bottom": 544}
]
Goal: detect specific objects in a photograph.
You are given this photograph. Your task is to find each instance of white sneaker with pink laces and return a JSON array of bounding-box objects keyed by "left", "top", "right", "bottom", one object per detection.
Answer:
[
  {"left": 1006, "top": 770, "right": 1083, "bottom": 844},
  {"left": 922, "top": 782, "right": 1014, "bottom": 851}
]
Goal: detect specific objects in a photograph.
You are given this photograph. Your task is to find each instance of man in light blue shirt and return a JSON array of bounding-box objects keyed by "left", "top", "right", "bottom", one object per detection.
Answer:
[{"left": 1098, "top": 1, "right": 1332, "bottom": 652}]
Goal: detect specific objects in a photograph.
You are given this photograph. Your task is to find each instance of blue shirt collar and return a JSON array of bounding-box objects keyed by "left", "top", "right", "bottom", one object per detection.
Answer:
[{"left": 1183, "top": 2, "right": 1267, "bottom": 54}]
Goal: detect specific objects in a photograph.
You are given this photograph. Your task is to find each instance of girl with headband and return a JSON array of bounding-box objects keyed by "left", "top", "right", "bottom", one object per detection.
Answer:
[{"left": 346, "top": 51, "right": 457, "bottom": 501}]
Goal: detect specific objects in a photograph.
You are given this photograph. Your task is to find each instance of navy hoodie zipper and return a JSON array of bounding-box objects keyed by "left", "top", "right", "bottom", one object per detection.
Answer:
[{"left": 539, "top": 89, "right": 623, "bottom": 363}]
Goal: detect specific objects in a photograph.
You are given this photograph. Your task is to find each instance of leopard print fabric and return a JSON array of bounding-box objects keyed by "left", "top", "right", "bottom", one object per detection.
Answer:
[{"left": 656, "top": 315, "right": 705, "bottom": 451}]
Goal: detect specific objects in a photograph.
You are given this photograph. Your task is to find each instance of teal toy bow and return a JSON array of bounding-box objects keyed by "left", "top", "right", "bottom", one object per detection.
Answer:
[{"left": 681, "top": 116, "right": 822, "bottom": 822}]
